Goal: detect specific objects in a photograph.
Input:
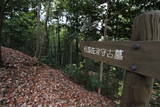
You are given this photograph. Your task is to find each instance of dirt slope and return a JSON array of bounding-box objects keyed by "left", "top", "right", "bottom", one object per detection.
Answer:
[{"left": 0, "top": 47, "right": 115, "bottom": 107}]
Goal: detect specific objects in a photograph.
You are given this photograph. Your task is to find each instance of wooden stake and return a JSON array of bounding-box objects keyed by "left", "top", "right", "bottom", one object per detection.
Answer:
[{"left": 98, "top": 62, "right": 103, "bottom": 94}]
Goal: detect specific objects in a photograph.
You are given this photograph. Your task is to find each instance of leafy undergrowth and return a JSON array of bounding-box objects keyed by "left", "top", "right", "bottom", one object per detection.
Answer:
[{"left": 0, "top": 47, "right": 115, "bottom": 107}]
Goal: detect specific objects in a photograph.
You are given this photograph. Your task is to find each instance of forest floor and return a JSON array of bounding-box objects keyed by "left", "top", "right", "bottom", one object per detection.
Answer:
[{"left": 0, "top": 47, "right": 115, "bottom": 107}]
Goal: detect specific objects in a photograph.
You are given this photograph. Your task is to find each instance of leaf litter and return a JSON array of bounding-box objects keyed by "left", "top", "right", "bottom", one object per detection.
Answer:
[{"left": 0, "top": 47, "right": 115, "bottom": 107}]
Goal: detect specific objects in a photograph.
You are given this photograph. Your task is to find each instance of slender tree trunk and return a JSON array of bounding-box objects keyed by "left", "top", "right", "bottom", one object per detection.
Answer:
[
  {"left": 35, "top": 2, "right": 41, "bottom": 58},
  {"left": 0, "top": 0, "right": 10, "bottom": 67},
  {"left": 54, "top": 35, "right": 58, "bottom": 66},
  {"left": 57, "top": 20, "right": 61, "bottom": 66},
  {"left": 75, "top": 37, "right": 79, "bottom": 66},
  {"left": 69, "top": 42, "right": 72, "bottom": 64},
  {"left": 43, "top": 0, "right": 51, "bottom": 56},
  {"left": 74, "top": 13, "right": 79, "bottom": 66},
  {"left": 55, "top": 26, "right": 58, "bottom": 66},
  {"left": 61, "top": 52, "right": 64, "bottom": 66},
  {"left": 0, "top": 13, "right": 4, "bottom": 67}
]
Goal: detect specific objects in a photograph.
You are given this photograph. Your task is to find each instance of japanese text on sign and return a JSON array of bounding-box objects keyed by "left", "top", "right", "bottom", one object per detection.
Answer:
[{"left": 84, "top": 46, "right": 124, "bottom": 60}]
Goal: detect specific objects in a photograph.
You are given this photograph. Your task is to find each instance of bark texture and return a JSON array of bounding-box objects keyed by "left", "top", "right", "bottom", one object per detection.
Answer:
[{"left": 121, "top": 11, "right": 160, "bottom": 107}]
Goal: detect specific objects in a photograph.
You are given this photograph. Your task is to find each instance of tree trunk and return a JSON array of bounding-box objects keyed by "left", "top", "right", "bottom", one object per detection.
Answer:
[
  {"left": 57, "top": 21, "right": 61, "bottom": 66},
  {"left": 43, "top": 0, "right": 51, "bottom": 56},
  {"left": 0, "top": 13, "right": 4, "bottom": 67},
  {"left": 120, "top": 11, "right": 160, "bottom": 107},
  {"left": 0, "top": 0, "right": 10, "bottom": 67},
  {"left": 35, "top": 2, "right": 42, "bottom": 58},
  {"left": 39, "top": 0, "right": 51, "bottom": 57},
  {"left": 69, "top": 42, "right": 72, "bottom": 64},
  {"left": 75, "top": 37, "right": 79, "bottom": 66}
]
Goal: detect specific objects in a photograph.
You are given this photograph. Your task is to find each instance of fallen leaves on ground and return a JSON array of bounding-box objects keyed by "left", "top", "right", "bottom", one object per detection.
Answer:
[{"left": 0, "top": 47, "right": 115, "bottom": 107}]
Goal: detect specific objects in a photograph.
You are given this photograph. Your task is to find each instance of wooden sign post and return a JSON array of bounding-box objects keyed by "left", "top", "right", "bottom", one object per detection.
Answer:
[
  {"left": 121, "top": 11, "right": 160, "bottom": 107},
  {"left": 80, "top": 11, "right": 160, "bottom": 107}
]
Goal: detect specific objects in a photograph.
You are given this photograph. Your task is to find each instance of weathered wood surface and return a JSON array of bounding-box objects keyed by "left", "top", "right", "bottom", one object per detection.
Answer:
[
  {"left": 121, "top": 11, "right": 160, "bottom": 107},
  {"left": 80, "top": 41, "right": 160, "bottom": 79}
]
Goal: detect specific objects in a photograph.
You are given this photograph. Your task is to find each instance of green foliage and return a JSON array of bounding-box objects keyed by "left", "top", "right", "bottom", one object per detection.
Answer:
[
  {"left": 0, "top": 0, "right": 31, "bottom": 17},
  {"left": 151, "top": 81, "right": 160, "bottom": 106},
  {"left": 62, "top": 63, "right": 124, "bottom": 101},
  {"left": 2, "top": 11, "right": 36, "bottom": 55},
  {"left": 62, "top": 64, "right": 88, "bottom": 85}
]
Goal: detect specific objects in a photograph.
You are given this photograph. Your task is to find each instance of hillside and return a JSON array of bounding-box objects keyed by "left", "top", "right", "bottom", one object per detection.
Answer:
[{"left": 0, "top": 47, "right": 115, "bottom": 107}]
